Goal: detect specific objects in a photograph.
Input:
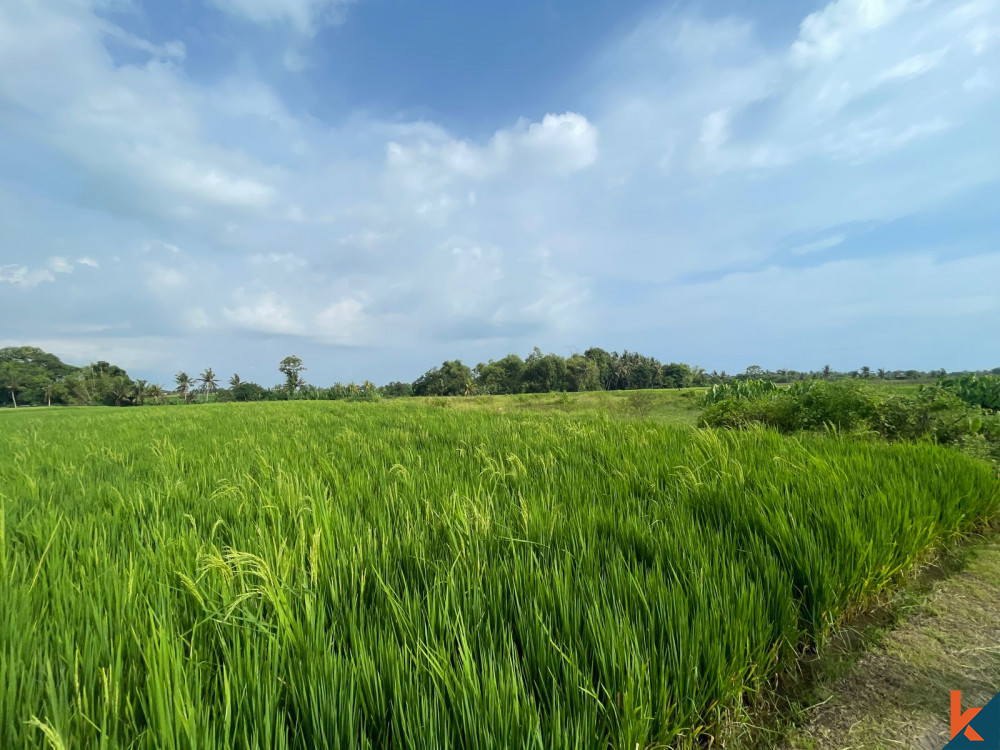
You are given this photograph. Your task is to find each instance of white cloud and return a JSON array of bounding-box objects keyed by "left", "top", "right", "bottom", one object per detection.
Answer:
[
  {"left": 964, "top": 67, "right": 992, "bottom": 91},
  {"left": 822, "top": 117, "right": 951, "bottom": 161},
  {"left": 249, "top": 252, "right": 307, "bottom": 267},
  {"left": 0, "top": 265, "right": 56, "bottom": 288},
  {"left": 969, "top": 24, "right": 1000, "bottom": 54},
  {"left": 77, "top": 257, "right": 100, "bottom": 268},
  {"left": 0, "top": 1, "right": 282, "bottom": 220},
  {"left": 791, "top": 235, "right": 846, "bottom": 255},
  {"left": 385, "top": 112, "right": 598, "bottom": 186},
  {"left": 222, "top": 291, "right": 303, "bottom": 335},
  {"left": 792, "top": 0, "right": 914, "bottom": 64},
  {"left": 698, "top": 109, "right": 731, "bottom": 155},
  {"left": 47, "top": 256, "right": 75, "bottom": 274},
  {"left": 98, "top": 22, "right": 186, "bottom": 61},
  {"left": 875, "top": 48, "right": 948, "bottom": 83},
  {"left": 147, "top": 264, "right": 186, "bottom": 289},
  {"left": 145, "top": 154, "right": 277, "bottom": 210},
  {"left": 513, "top": 113, "right": 599, "bottom": 172},
  {"left": 315, "top": 297, "right": 366, "bottom": 343}
]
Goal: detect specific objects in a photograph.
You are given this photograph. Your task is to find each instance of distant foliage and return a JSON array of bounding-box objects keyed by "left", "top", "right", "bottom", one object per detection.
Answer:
[{"left": 4, "top": 344, "right": 999, "bottom": 409}]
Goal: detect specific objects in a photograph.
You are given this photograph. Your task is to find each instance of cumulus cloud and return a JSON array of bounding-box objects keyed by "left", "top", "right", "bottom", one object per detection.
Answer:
[{"left": 385, "top": 112, "right": 598, "bottom": 184}]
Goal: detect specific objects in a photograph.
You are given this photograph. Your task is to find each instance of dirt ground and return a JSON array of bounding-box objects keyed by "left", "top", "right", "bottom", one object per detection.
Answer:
[{"left": 783, "top": 538, "right": 1000, "bottom": 750}]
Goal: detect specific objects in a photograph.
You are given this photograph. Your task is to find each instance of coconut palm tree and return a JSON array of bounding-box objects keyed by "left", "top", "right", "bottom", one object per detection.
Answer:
[
  {"left": 3, "top": 365, "right": 20, "bottom": 408},
  {"left": 229, "top": 373, "right": 242, "bottom": 389},
  {"left": 109, "top": 376, "right": 133, "bottom": 407},
  {"left": 611, "top": 354, "right": 635, "bottom": 390},
  {"left": 148, "top": 384, "right": 164, "bottom": 404},
  {"left": 175, "top": 372, "right": 193, "bottom": 404},
  {"left": 199, "top": 368, "right": 218, "bottom": 402}
]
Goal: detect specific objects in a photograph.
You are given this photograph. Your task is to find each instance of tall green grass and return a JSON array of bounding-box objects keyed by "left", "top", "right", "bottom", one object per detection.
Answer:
[{"left": 0, "top": 401, "right": 997, "bottom": 748}]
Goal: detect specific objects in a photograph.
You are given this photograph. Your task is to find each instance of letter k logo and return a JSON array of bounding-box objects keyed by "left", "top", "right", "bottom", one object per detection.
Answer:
[{"left": 953, "top": 691, "right": 984, "bottom": 741}]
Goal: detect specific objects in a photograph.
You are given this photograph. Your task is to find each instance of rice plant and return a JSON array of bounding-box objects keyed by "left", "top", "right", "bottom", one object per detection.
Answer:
[{"left": 0, "top": 401, "right": 997, "bottom": 748}]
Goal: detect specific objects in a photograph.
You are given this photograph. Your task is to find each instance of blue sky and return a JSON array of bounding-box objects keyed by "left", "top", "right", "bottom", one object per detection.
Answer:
[{"left": 1, "top": 0, "right": 999, "bottom": 386}]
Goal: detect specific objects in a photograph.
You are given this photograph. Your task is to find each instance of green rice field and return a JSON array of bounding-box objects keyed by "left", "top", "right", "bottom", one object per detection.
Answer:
[{"left": 1, "top": 401, "right": 998, "bottom": 748}]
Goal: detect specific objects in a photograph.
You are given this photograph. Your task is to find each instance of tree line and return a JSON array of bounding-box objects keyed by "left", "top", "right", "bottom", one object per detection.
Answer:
[{"left": 3, "top": 345, "right": 999, "bottom": 408}]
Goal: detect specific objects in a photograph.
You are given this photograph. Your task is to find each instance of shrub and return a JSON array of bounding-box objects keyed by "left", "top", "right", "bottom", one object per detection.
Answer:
[
  {"left": 701, "top": 380, "right": 877, "bottom": 433},
  {"left": 942, "top": 374, "right": 1000, "bottom": 411},
  {"left": 874, "top": 386, "right": 978, "bottom": 443},
  {"left": 624, "top": 390, "right": 656, "bottom": 418},
  {"left": 703, "top": 379, "right": 778, "bottom": 405},
  {"left": 702, "top": 380, "right": 1000, "bottom": 466},
  {"left": 785, "top": 380, "right": 879, "bottom": 432}
]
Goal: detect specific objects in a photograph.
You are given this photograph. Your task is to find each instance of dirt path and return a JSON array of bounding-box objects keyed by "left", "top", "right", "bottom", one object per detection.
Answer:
[{"left": 784, "top": 538, "right": 1000, "bottom": 750}]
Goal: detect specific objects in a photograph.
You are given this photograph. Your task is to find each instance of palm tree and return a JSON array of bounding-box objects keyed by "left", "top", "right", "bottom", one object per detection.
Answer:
[
  {"left": 199, "top": 368, "right": 218, "bottom": 402},
  {"left": 134, "top": 380, "right": 151, "bottom": 406},
  {"left": 3, "top": 366, "right": 20, "bottom": 408},
  {"left": 43, "top": 381, "right": 56, "bottom": 407},
  {"left": 175, "top": 372, "right": 193, "bottom": 404},
  {"left": 148, "top": 384, "right": 164, "bottom": 404},
  {"left": 612, "top": 353, "right": 636, "bottom": 390},
  {"left": 110, "top": 376, "right": 133, "bottom": 407},
  {"left": 229, "top": 373, "right": 242, "bottom": 389}
]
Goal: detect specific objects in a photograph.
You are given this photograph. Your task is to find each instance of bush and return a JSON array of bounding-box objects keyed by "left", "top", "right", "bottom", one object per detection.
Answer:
[
  {"left": 703, "top": 379, "right": 778, "bottom": 405},
  {"left": 874, "top": 386, "right": 977, "bottom": 443},
  {"left": 785, "top": 380, "right": 878, "bottom": 432},
  {"left": 230, "top": 382, "right": 268, "bottom": 402},
  {"left": 942, "top": 374, "right": 1000, "bottom": 411},
  {"left": 701, "top": 380, "right": 877, "bottom": 433},
  {"left": 624, "top": 390, "right": 656, "bottom": 418},
  {"left": 701, "top": 380, "right": 1000, "bottom": 468}
]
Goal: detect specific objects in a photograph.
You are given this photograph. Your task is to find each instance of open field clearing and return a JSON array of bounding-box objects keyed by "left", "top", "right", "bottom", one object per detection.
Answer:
[{"left": 1, "top": 401, "right": 998, "bottom": 748}]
